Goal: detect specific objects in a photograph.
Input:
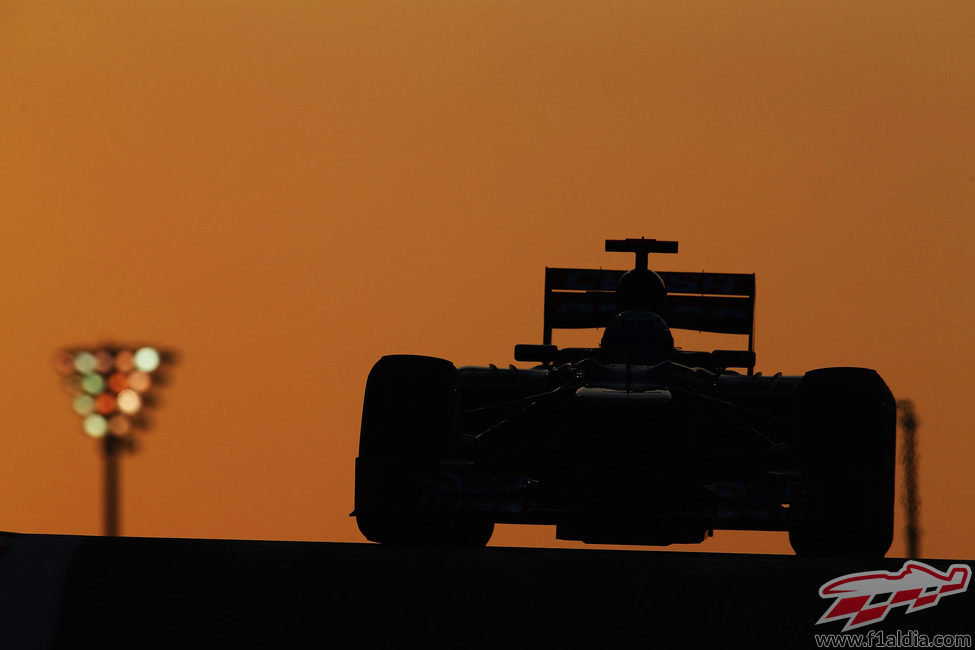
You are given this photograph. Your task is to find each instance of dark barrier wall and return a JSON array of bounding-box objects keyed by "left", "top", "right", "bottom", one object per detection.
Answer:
[{"left": 0, "top": 533, "right": 971, "bottom": 649}]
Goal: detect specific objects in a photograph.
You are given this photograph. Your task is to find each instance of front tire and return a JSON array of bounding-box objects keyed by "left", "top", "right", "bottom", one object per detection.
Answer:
[{"left": 354, "top": 355, "right": 494, "bottom": 546}]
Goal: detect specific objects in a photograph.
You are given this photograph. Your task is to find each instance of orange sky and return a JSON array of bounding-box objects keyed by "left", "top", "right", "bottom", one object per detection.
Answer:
[{"left": 2, "top": 1, "right": 973, "bottom": 558}]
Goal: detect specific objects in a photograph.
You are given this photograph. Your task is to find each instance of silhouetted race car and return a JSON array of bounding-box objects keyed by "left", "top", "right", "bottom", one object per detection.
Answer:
[{"left": 353, "top": 239, "right": 895, "bottom": 556}]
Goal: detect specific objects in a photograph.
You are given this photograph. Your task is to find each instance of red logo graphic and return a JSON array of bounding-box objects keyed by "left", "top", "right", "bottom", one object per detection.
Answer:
[{"left": 817, "top": 561, "right": 970, "bottom": 631}]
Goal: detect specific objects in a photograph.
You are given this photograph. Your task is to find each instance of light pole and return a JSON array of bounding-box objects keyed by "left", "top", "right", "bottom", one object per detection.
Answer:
[
  {"left": 896, "top": 399, "right": 921, "bottom": 559},
  {"left": 55, "top": 344, "right": 175, "bottom": 536}
]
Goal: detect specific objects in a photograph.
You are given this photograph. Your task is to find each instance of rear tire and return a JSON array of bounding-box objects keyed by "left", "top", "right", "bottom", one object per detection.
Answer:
[
  {"left": 788, "top": 368, "right": 895, "bottom": 557},
  {"left": 354, "top": 355, "right": 494, "bottom": 546}
]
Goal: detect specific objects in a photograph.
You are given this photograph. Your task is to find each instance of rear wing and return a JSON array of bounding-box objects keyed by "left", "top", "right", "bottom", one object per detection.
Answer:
[{"left": 542, "top": 267, "right": 756, "bottom": 354}]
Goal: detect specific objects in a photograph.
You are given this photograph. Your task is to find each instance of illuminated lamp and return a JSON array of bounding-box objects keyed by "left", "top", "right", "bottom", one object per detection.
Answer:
[
  {"left": 81, "top": 373, "right": 106, "bottom": 395},
  {"left": 73, "top": 394, "right": 95, "bottom": 416},
  {"left": 94, "top": 393, "right": 117, "bottom": 416},
  {"left": 94, "top": 349, "right": 115, "bottom": 374},
  {"left": 116, "top": 389, "right": 142, "bottom": 415},
  {"left": 108, "top": 415, "right": 131, "bottom": 436},
  {"left": 74, "top": 351, "right": 97, "bottom": 374},
  {"left": 134, "top": 347, "right": 160, "bottom": 373},
  {"left": 54, "top": 351, "right": 75, "bottom": 375},
  {"left": 108, "top": 372, "right": 129, "bottom": 393},
  {"left": 115, "top": 350, "right": 135, "bottom": 372},
  {"left": 83, "top": 414, "right": 109, "bottom": 439},
  {"left": 128, "top": 371, "right": 151, "bottom": 393}
]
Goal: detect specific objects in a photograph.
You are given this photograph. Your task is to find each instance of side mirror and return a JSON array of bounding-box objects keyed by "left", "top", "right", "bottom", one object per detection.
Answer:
[{"left": 514, "top": 344, "right": 559, "bottom": 363}]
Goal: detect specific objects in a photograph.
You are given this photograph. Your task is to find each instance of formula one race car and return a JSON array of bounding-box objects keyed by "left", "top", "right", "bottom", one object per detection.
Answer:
[{"left": 353, "top": 239, "right": 895, "bottom": 557}]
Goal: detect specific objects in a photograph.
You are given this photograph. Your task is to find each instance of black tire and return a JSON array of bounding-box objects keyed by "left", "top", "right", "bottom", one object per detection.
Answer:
[
  {"left": 354, "top": 355, "right": 494, "bottom": 546},
  {"left": 788, "top": 367, "right": 895, "bottom": 557}
]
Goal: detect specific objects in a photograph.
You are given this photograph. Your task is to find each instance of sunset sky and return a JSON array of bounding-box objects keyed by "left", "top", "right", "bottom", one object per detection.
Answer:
[{"left": 2, "top": 1, "right": 973, "bottom": 559}]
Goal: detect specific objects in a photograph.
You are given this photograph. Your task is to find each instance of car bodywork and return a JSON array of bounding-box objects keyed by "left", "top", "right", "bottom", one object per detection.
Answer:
[{"left": 353, "top": 239, "right": 895, "bottom": 556}]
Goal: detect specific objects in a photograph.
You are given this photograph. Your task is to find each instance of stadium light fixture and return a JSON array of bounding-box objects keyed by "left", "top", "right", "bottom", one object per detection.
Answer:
[{"left": 55, "top": 343, "right": 176, "bottom": 536}]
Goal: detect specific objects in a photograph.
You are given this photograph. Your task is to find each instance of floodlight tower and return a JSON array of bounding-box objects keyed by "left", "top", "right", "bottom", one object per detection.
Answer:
[{"left": 56, "top": 344, "right": 175, "bottom": 536}]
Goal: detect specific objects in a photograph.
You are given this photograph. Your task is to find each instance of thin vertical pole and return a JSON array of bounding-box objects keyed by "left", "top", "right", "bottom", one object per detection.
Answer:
[
  {"left": 897, "top": 400, "right": 920, "bottom": 559},
  {"left": 103, "top": 435, "right": 120, "bottom": 536}
]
